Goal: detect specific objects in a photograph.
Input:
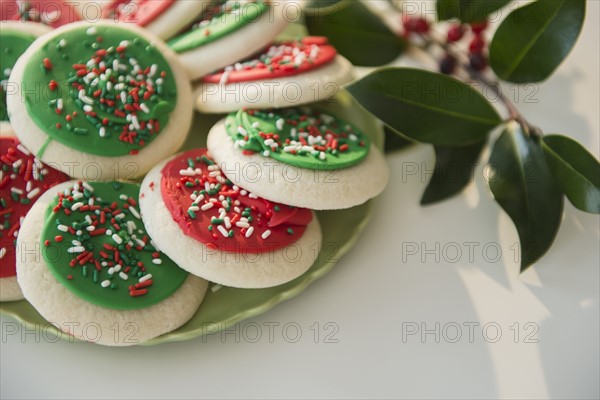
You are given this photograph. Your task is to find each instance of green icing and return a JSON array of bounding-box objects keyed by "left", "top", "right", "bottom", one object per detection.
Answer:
[
  {"left": 1, "top": 30, "right": 36, "bottom": 122},
  {"left": 225, "top": 108, "right": 371, "bottom": 170},
  {"left": 168, "top": 0, "right": 268, "bottom": 53},
  {"left": 22, "top": 25, "right": 177, "bottom": 157},
  {"left": 41, "top": 182, "right": 188, "bottom": 310}
]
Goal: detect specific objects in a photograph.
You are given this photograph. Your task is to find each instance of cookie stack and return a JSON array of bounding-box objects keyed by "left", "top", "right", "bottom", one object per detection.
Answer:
[{"left": 1, "top": 1, "right": 389, "bottom": 346}]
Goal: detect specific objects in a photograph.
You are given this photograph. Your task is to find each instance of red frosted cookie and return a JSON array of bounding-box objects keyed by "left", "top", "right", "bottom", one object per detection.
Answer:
[
  {"left": 1, "top": 129, "right": 69, "bottom": 301},
  {"left": 139, "top": 148, "right": 323, "bottom": 289},
  {"left": 193, "top": 37, "right": 355, "bottom": 113}
]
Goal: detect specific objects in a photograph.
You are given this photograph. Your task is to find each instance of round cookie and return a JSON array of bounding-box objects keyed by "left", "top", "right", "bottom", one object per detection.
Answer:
[
  {"left": 207, "top": 107, "right": 389, "bottom": 210},
  {"left": 7, "top": 21, "right": 193, "bottom": 180},
  {"left": 1, "top": 127, "right": 69, "bottom": 301},
  {"left": 193, "top": 37, "right": 354, "bottom": 113},
  {"left": 79, "top": 0, "right": 213, "bottom": 40},
  {"left": 16, "top": 180, "right": 208, "bottom": 346},
  {"left": 168, "top": 0, "right": 289, "bottom": 81},
  {"left": 1, "top": 21, "right": 52, "bottom": 133},
  {"left": 139, "top": 148, "right": 322, "bottom": 289},
  {"left": 0, "top": 1, "right": 82, "bottom": 27}
]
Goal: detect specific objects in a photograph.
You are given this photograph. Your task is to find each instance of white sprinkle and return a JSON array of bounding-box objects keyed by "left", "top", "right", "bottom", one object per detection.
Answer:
[
  {"left": 319, "top": 151, "right": 326, "bottom": 160},
  {"left": 276, "top": 118, "right": 285, "bottom": 131},
  {"left": 112, "top": 234, "right": 123, "bottom": 244},
  {"left": 56, "top": 98, "right": 63, "bottom": 110},
  {"left": 219, "top": 70, "right": 230, "bottom": 85},
  {"left": 152, "top": 258, "right": 162, "bottom": 265},
  {"left": 71, "top": 202, "right": 84, "bottom": 211},
  {"left": 245, "top": 226, "right": 254, "bottom": 238},
  {"left": 216, "top": 225, "right": 228, "bottom": 238},
  {"left": 237, "top": 126, "right": 247, "bottom": 136},
  {"left": 201, "top": 203, "right": 214, "bottom": 211},
  {"left": 224, "top": 216, "right": 232, "bottom": 229},
  {"left": 68, "top": 246, "right": 85, "bottom": 253},
  {"left": 99, "top": 127, "right": 106, "bottom": 137},
  {"left": 349, "top": 134, "right": 358, "bottom": 142},
  {"left": 140, "top": 103, "right": 150, "bottom": 113},
  {"left": 16, "top": 144, "right": 30, "bottom": 155},
  {"left": 26, "top": 188, "right": 40, "bottom": 199},
  {"left": 58, "top": 39, "right": 67, "bottom": 48},
  {"left": 101, "top": 280, "right": 111, "bottom": 288},
  {"left": 82, "top": 182, "right": 94, "bottom": 192},
  {"left": 57, "top": 225, "right": 68, "bottom": 232},
  {"left": 0, "top": 248, "right": 6, "bottom": 259},
  {"left": 12, "top": 159, "right": 22, "bottom": 169},
  {"left": 263, "top": 150, "right": 270, "bottom": 157},
  {"left": 236, "top": 221, "right": 250, "bottom": 229},
  {"left": 137, "top": 274, "right": 152, "bottom": 284},
  {"left": 108, "top": 267, "right": 115, "bottom": 275},
  {"left": 261, "top": 230, "right": 271, "bottom": 240},
  {"left": 211, "top": 284, "right": 222, "bottom": 293},
  {"left": 129, "top": 206, "right": 141, "bottom": 219},
  {"left": 114, "top": 265, "right": 122, "bottom": 273},
  {"left": 86, "top": 226, "right": 95, "bottom": 231},
  {"left": 86, "top": 27, "right": 97, "bottom": 35},
  {"left": 119, "top": 272, "right": 128, "bottom": 280}
]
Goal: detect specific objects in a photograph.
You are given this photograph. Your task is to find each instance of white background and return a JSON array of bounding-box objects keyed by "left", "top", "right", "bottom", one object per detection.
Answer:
[{"left": 1, "top": 2, "right": 599, "bottom": 399}]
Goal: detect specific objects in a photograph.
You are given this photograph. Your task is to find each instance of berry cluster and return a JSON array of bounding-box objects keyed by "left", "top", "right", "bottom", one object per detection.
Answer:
[
  {"left": 442, "top": 21, "right": 489, "bottom": 74},
  {"left": 401, "top": 15, "right": 490, "bottom": 75}
]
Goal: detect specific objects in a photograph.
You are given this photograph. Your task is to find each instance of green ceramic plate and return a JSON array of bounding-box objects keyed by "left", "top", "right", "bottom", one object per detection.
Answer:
[{"left": 0, "top": 91, "right": 383, "bottom": 346}]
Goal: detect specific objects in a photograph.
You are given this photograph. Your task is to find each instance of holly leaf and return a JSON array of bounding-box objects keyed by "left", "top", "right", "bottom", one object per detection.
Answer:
[
  {"left": 489, "top": 124, "right": 564, "bottom": 271},
  {"left": 346, "top": 68, "right": 502, "bottom": 146},
  {"left": 384, "top": 125, "right": 414, "bottom": 153},
  {"left": 304, "top": 1, "right": 406, "bottom": 66},
  {"left": 489, "top": 0, "right": 586, "bottom": 83},
  {"left": 436, "top": 0, "right": 511, "bottom": 23},
  {"left": 542, "top": 135, "right": 600, "bottom": 214},
  {"left": 421, "top": 140, "right": 486, "bottom": 205}
]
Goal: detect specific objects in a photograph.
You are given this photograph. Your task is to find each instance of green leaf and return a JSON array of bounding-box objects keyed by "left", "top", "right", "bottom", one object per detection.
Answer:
[
  {"left": 489, "top": 0, "right": 586, "bottom": 83},
  {"left": 421, "top": 140, "right": 486, "bottom": 205},
  {"left": 304, "top": 1, "right": 406, "bottom": 66},
  {"left": 384, "top": 125, "right": 414, "bottom": 153},
  {"left": 541, "top": 135, "right": 600, "bottom": 214},
  {"left": 436, "top": 0, "right": 511, "bottom": 23},
  {"left": 346, "top": 68, "right": 502, "bottom": 146},
  {"left": 489, "top": 124, "right": 564, "bottom": 271}
]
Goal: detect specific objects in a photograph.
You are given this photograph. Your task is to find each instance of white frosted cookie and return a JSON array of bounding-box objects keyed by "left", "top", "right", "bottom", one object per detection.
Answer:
[
  {"left": 193, "top": 36, "right": 354, "bottom": 113},
  {"left": 1, "top": 21, "right": 51, "bottom": 133},
  {"left": 168, "top": 0, "right": 289, "bottom": 81},
  {"left": 1, "top": 127, "right": 70, "bottom": 302},
  {"left": 16, "top": 180, "right": 208, "bottom": 346},
  {"left": 139, "top": 148, "right": 322, "bottom": 289},
  {"left": 7, "top": 21, "right": 193, "bottom": 181},
  {"left": 206, "top": 107, "right": 389, "bottom": 210}
]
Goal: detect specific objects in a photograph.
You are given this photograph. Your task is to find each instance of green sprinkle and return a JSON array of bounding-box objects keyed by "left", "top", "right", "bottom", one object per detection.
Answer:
[
  {"left": 188, "top": 210, "right": 196, "bottom": 219},
  {"left": 287, "top": 228, "right": 294, "bottom": 235}
]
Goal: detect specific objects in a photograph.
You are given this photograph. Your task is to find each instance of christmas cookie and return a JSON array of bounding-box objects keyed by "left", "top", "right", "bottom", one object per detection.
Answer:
[
  {"left": 1, "top": 21, "right": 51, "bottom": 133},
  {"left": 1, "top": 1, "right": 82, "bottom": 28},
  {"left": 7, "top": 21, "right": 193, "bottom": 180},
  {"left": 168, "top": 0, "right": 288, "bottom": 81},
  {"left": 206, "top": 107, "right": 389, "bottom": 209},
  {"left": 88, "top": 0, "right": 212, "bottom": 40},
  {"left": 16, "top": 180, "right": 208, "bottom": 346},
  {"left": 193, "top": 37, "right": 354, "bottom": 113},
  {"left": 1, "top": 127, "right": 69, "bottom": 301},
  {"left": 139, "top": 148, "right": 322, "bottom": 289}
]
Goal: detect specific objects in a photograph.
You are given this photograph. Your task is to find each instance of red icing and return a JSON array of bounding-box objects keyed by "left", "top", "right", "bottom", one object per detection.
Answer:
[
  {"left": 100, "top": 0, "right": 175, "bottom": 26},
  {"left": 202, "top": 37, "right": 338, "bottom": 84},
  {"left": 0, "top": 137, "right": 69, "bottom": 278},
  {"left": 0, "top": 0, "right": 81, "bottom": 27},
  {"left": 160, "top": 149, "right": 312, "bottom": 253}
]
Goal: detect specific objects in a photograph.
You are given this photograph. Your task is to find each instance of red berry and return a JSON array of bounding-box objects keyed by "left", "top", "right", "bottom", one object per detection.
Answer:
[
  {"left": 470, "top": 53, "right": 488, "bottom": 71},
  {"left": 469, "top": 36, "right": 486, "bottom": 53},
  {"left": 447, "top": 24, "right": 465, "bottom": 42},
  {"left": 470, "top": 21, "right": 489, "bottom": 34},
  {"left": 402, "top": 15, "right": 430, "bottom": 33}
]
